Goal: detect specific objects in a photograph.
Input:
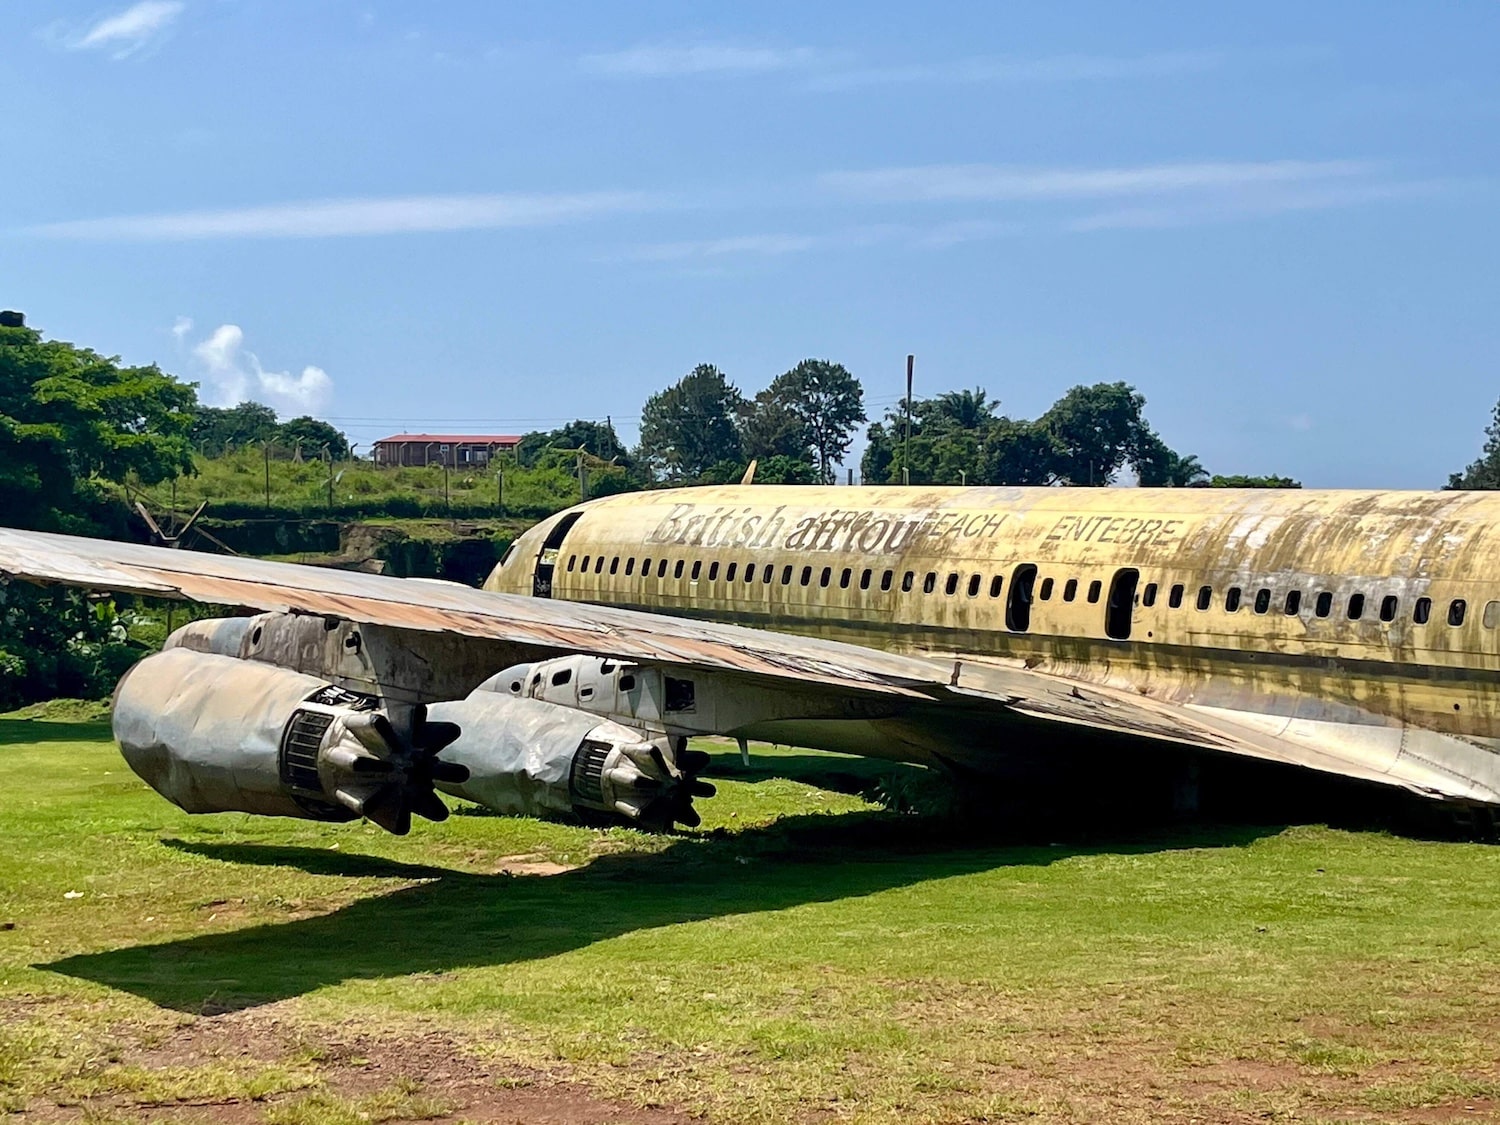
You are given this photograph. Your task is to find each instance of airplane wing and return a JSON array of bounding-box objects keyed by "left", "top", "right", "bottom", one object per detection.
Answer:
[{"left": 1, "top": 527, "right": 1492, "bottom": 806}]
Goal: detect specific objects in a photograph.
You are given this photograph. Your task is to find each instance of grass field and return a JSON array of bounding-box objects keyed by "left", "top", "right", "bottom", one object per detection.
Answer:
[{"left": 5, "top": 710, "right": 1500, "bottom": 1123}]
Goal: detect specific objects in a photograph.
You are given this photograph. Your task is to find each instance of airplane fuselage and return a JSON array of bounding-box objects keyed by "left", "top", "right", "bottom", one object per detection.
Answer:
[{"left": 486, "top": 485, "right": 1500, "bottom": 783}]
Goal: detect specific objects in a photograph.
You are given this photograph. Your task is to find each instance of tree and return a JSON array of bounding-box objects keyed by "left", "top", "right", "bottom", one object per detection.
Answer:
[
  {"left": 637, "top": 364, "right": 744, "bottom": 481},
  {"left": 277, "top": 416, "right": 350, "bottom": 460},
  {"left": 0, "top": 317, "right": 195, "bottom": 533},
  {"left": 739, "top": 387, "right": 810, "bottom": 462},
  {"left": 1132, "top": 429, "right": 1209, "bottom": 487},
  {"left": 1447, "top": 399, "right": 1500, "bottom": 489},
  {"left": 764, "top": 359, "right": 865, "bottom": 484},
  {"left": 1206, "top": 474, "right": 1302, "bottom": 488},
  {"left": 190, "top": 401, "right": 278, "bottom": 456},
  {"left": 1037, "top": 382, "right": 1148, "bottom": 486},
  {"left": 516, "top": 419, "right": 632, "bottom": 469}
]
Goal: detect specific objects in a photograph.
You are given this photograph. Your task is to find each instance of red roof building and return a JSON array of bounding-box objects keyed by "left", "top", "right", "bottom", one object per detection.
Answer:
[{"left": 372, "top": 433, "right": 521, "bottom": 468}]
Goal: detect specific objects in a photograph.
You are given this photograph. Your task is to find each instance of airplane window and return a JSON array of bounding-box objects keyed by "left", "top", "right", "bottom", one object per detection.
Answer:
[
  {"left": 619, "top": 674, "right": 636, "bottom": 691},
  {"left": 1196, "top": 586, "right": 1212, "bottom": 611},
  {"left": 600, "top": 661, "right": 615, "bottom": 673},
  {"left": 567, "top": 555, "right": 577, "bottom": 572},
  {"left": 641, "top": 557, "right": 651, "bottom": 576},
  {"left": 882, "top": 570, "right": 894, "bottom": 591},
  {"left": 1225, "top": 587, "right": 1242, "bottom": 613},
  {"left": 1380, "top": 595, "right": 1399, "bottom": 622},
  {"left": 1039, "top": 577, "right": 1054, "bottom": 600},
  {"left": 902, "top": 571, "right": 915, "bottom": 592},
  {"left": 860, "top": 569, "right": 872, "bottom": 590},
  {"left": 706, "top": 561, "right": 718, "bottom": 581},
  {"left": 742, "top": 563, "right": 753, "bottom": 582},
  {"left": 1143, "top": 583, "right": 1158, "bottom": 608},
  {"left": 1449, "top": 599, "right": 1467, "bottom": 626},
  {"left": 690, "top": 561, "right": 701, "bottom": 581},
  {"left": 1007, "top": 564, "right": 1038, "bottom": 632},
  {"left": 595, "top": 555, "right": 606, "bottom": 574},
  {"left": 1414, "top": 597, "right": 1432, "bottom": 624},
  {"left": 657, "top": 559, "right": 668, "bottom": 578},
  {"left": 674, "top": 560, "right": 685, "bottom": 579},
  {"left": 1063, "top": 578, "right": 1078, "bottom": 602},
  {"left": 625, "top": 558, "right": 635, "bottom": 576},
  {"left": 581, "top": 555, "right": 591, "bottom": 572},
  {"left": 551, "top": 669, "right": 572, "bottom": 686},
  {"left": 1253, "top": 588, "right": 1270, "bottom": 614},
  {"left": 967, "top": 574, "right": 981, "bottom": 597},
  {"left": 989, "top": 575, "right": 1003, "bottom": 598},
  {"left": 800, "top": 566, "right": 813, "bottom": 586},
  {"left": 610, "top": 557, "right": 619, "bottom": 575},
  {"left": 1087, "top": 580, "right": 1102, "bottom": 604},
  {"left": 1284, "top": 590, "right": 1301, "bottom": 615},
  {"left": 1485, "top": 601, "right": 1500, "bottom": 629},
  {"left": 923, "top": 571, "right": 937, "bottom": 594},
  {"left": 819, "top": 567, "right": 832, "bottom": 588},
  {"left": 763, "top": 565, "right": 774, "bottom": 584},
  {"left": 945, "top": 573, "right": 959, "bottom": 596},
  {"left": 781, "top": 565, "right": 793, "bottom": 585},
  {"left": 1315, "top": 591, "right": 1333, "bottom": 617},
  {"left": 840, "top": 568, "right": 852, "bottom": 589},
  {"left": 1169, "top": 584, "right": 1185, "bottom": 609},
  {"left": 1347, "top": 593, "right": 1365, "bottom": 620},
  {"left": 725, "top": 562, "right": 737, "bottom": 582}
]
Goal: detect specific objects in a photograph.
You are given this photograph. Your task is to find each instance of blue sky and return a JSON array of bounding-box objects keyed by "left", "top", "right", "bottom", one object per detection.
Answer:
[{"left": 5, "top": 1, "right": 1497, "bottom": 486}]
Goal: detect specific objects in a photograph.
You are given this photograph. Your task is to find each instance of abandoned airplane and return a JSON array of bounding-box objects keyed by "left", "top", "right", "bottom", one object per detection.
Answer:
[{"left": 1, "top": 484, "right": 1497, "bottom": 834}]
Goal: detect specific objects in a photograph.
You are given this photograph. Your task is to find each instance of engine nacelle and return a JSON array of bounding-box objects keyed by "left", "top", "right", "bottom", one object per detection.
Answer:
[
  {"left": 430, "top": 693, "right": 713, "bottom": 830},
  {"left": 113, "top": 648, "right": 466, "bottom": 833}
]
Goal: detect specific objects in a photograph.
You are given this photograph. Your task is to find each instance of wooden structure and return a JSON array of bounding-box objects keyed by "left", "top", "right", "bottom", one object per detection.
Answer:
[{"left": 371, "top": 433, "right": 521, "bottom": 468}]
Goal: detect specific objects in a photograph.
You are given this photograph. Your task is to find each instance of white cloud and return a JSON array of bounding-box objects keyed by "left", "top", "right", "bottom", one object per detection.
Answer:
[
  {"left": 624, "top": 233, "right": 820, "bottom": 261},
  {"left": 72, "top": 1, "right": 183, "bottom": 58},
  {"left": 822, "top": 160, "right": 1378, "bottom": 203},
  {"left": 24, "top": 191, "right": 656, "bottom": 241},
  {"left": 807, "top": 50, "right": 1224, "bottom": 91},
  {"left": 1066, "top": 178, "right": 1446, "bottom": 231},
  {"left": 190, "top": 324, "right": 332, "bottom": 417},
  {"left": 581, "top": 42, "right": 819, "bottom": 77},
  {"left": 613, "top": 220, "right": 1020, "bottom": 264},
  {"left": 170, "top": 315, "right": 193, "bottom": 341}
]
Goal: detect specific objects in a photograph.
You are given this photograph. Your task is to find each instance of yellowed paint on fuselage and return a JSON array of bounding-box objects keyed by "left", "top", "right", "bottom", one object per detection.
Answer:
[{"left": 485, "top": 485, "right": 1500, "bottom": 744}]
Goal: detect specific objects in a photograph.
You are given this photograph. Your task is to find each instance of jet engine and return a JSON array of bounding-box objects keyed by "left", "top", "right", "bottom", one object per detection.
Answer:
[{"left": 111, "top": 646, "right": 713, "bottom": 834}]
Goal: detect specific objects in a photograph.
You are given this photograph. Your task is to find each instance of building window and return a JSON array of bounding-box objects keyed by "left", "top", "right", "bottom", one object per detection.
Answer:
[
  {"left": 967, "top": 574, "right": 981, "bottom": 597},
  {"left": 1143, "top": 582, "right": 1158, "bottom": 608},
  {"left": 1449, "top": 599, "right": 1467, "bottom": 626},
  {"left": 1253, "top": 588, "right": 1271, "bottom": 614},
  {"left": 1348, "top": 593, "right": 1365, "bottom": 620},
  {"left": 1284, "top": 590, "right": 1301, "bottom": 615},
  {"left": 1039, "top": 577, "right": 1055, "bottom": 600},
  {"left": 1063, "top": 578, "right": 1078, "bottom": 602},
  {"left": 1380, "top": 595, "right": 1399, "bottom": 622},
  {"left": 1315, "top": 591, "right": 1333, "bottom": 618},
  {"left": 989, "top": 575, "right": 1003, "bottom": 598},
  {"left": 1169, "top": 584, "right": 1185, "bottom": 609},
  {"left": 1087, "top": 580, "right": 1102, "bottom": 604},
  {"left": 1225, "top": 587, "right": 1242, "bottom": 613},
  {"left": 1196, "top": 585, "right": 1212, "bottom": 611},
  {"left": 1414, "top": 597, "right": 1432, "bottom": 625},
  {"left": 923, "top": 571, "right": 937, "bottom": 594}
]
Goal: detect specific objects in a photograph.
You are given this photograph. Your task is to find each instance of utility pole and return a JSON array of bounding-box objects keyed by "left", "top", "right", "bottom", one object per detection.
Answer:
[
  {"left": 325, "top": 447, "right": 334, "bottom": 510},
  {"left": 902, "top": 354, "right": 914, "bottom": 486},
  {"left": 263, "top": 440, "right": 271, "bottom": 513},
  {"left": 496, "top": 468, "right": 504, "bottom": 514},
  {"left": 576, "top": 450, "right": 589, "bottom": 501}
]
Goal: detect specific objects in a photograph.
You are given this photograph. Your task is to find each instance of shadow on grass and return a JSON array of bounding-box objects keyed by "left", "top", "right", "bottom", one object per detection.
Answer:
[{"left": 41, "top": 813, "right": 1280, "bottom": 1013}]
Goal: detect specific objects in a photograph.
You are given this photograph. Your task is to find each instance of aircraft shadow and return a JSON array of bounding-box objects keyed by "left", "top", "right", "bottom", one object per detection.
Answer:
[{"left": 41, "top": 814, "right": 1279, "bottom": 1014}]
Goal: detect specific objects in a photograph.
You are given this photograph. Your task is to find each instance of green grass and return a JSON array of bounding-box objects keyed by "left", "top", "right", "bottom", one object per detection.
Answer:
[{"left": 5, "top": 712, "right": 1500, "bottom": 1123}]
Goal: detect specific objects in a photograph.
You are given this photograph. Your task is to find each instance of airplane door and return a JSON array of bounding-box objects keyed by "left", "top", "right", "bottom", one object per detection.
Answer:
[
  {"left": 1105, "top": 567, "right": 1139, "bottom": 640},
  {"left": 532, "top": 512, "right": 583, "bottom": 598}
]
